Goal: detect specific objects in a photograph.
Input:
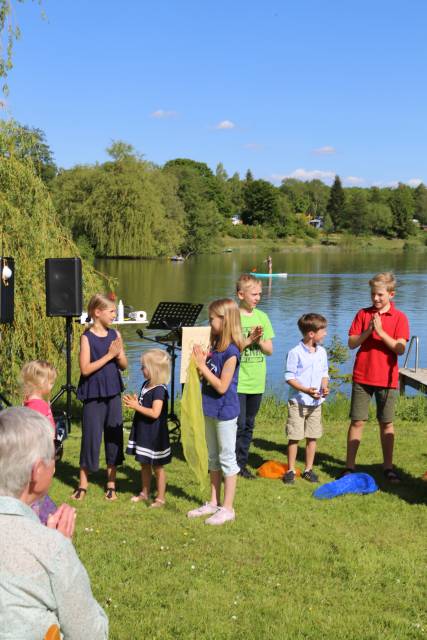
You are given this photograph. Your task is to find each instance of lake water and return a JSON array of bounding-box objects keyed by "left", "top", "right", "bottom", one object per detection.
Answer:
[{"left": 96, "top": 247, "right": 427, "bottom": 398}]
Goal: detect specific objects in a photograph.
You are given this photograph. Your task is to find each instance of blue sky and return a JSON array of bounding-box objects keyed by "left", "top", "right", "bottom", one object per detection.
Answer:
[{"left": 6, "top": 0, "right": 427, "bottom": 187}]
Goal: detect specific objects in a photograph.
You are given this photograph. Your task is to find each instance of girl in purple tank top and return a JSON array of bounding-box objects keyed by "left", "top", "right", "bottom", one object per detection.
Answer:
[{"left": 71, "top": 294, "right": 127, "bottom": 502}]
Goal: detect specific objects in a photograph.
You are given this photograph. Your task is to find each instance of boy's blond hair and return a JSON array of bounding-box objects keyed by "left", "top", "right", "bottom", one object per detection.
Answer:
[
  {"left": 208, "top": 298, "right": 244, "bottom": 352},
  {"left": 142, "top": 349, "right": 171, "bottom": 386},
  {"left": 236, "top": 274, "right": 262, "bottom": 293},
  {"left": 20, "top": 360, "right": 57, "bottom": 399},
  {"left": 369, "top": 272, "right": 396, "bottom": 292}
]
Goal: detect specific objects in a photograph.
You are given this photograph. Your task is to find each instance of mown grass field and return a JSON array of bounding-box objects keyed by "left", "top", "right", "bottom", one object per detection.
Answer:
[{"left": 51, "top": 397, "right": 427, "bottom": 640}]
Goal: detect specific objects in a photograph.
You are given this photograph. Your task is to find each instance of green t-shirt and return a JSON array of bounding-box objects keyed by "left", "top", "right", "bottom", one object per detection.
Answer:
[{"left": 237, "top": 307, "right": 274, "bottom": 394}]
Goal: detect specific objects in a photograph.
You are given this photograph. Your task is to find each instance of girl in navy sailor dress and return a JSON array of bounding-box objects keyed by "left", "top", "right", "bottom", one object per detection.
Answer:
[{"left": 125, "top": 349, "right": 171, "bottom": 508}]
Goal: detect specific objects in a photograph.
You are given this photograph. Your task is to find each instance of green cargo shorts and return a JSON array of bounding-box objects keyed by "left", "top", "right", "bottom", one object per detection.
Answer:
[{"left": 349, "top": 382, "right": 398, "bottom": 423}]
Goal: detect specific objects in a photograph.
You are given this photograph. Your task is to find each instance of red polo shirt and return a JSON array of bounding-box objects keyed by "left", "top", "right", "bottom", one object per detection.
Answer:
[{"left": 349, "top": 303, "right": 410, "bottom": 389}]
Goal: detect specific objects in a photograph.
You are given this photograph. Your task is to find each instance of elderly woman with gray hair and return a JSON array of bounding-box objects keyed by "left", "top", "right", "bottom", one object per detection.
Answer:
[{"left": 0, "top": 407, "right": 108, "bottom": 640}]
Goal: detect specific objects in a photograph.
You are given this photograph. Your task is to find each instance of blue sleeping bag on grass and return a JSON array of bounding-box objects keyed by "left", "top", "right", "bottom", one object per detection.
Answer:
[{"left": 313, "top": 472, "right": 378, "bottom": 499}]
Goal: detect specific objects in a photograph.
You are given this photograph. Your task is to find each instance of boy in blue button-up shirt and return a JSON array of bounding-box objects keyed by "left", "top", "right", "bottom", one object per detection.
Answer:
[{"left": 283, "top": 314, "right": 329, "bottom": 484}]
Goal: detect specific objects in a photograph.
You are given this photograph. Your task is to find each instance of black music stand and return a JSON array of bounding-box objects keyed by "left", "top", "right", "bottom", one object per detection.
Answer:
[{"left": 137, "top": 302, "right": 203, "bottom": 440}]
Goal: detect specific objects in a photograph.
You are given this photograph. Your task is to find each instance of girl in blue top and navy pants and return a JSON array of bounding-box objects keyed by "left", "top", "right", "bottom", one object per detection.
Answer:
[
  {"left": 72, "top": 294, "right": 127, "bottom": 502},
  {"left": 188, "top": 298, "right": 244, "bottom": 526}
]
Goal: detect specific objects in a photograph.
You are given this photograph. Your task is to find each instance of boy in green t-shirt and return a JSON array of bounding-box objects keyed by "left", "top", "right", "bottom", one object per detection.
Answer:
[{"left": 235, "top": 274, "right": 274, "bottom": 478}]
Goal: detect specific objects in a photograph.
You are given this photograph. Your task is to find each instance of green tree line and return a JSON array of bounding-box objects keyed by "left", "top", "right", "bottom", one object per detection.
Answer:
[{"left": 7, "top": 122, "right": 427, "bottom": 259}]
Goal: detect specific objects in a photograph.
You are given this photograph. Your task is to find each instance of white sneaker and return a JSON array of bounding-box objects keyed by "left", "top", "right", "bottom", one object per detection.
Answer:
[
  {"left": 205, "top": 507, "right": 235, "bottom": 526},
  {"left": 187, "top": 502, "right": 218, "bottom": 519}
]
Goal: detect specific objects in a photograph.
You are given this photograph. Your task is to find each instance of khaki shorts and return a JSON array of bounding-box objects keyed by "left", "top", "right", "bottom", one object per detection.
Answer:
[
  {"left": 286, "top": 402, "right": 323, "bottom": 441},
  {"left": 350, "top": 382, "right": 398, "bottom": 423}
]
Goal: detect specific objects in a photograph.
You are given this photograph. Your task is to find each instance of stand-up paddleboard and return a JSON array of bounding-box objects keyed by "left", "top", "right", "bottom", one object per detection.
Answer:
[{"left": 249, "top": 272, "right": 288, "bottom": 278}]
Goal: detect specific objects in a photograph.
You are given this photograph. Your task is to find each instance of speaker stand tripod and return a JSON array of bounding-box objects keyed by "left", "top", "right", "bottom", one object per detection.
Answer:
[{"left": 51, "top": 316, "right": 78, "bottom": 433}]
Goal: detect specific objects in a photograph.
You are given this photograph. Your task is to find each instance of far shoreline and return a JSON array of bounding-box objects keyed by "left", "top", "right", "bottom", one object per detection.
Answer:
[{"left": 91, "top": 234, "right": 427, "bottom": 261}]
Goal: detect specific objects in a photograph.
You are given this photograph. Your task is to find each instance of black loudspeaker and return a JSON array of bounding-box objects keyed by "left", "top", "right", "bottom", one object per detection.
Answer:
[
  {"left": 0, "top": 257, "right": 14, "bottom": 324},
  {"left": 45, "top": 258, "right": 83, "bottom": 317}
]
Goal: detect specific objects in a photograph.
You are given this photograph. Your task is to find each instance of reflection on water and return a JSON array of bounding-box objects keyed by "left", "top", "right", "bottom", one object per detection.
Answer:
[{"left": 96, "top": 248, "right": 427, "bottom": 398}]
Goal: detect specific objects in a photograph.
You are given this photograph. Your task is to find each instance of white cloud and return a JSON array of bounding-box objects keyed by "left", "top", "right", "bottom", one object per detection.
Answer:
[
  {"left": 150, "top": 109, "right": 177, "bottom": 119},
  {"left": 243, "top": 143, "right": 263, "bottom": 150},
  {"left": 407, "top": 178, "right": 422, "bottom": 187},
  {"left": 372, "top": 180, "right": 399, "bottom": 189},
  {"left": 343, "top": 175, "right": 365, "bottom": 186},
  {"left": 215, "top": 120, "right": 235, "bottom": 130},
  {"left": 272, "top": 168, "right": 335, "bottom": 184},
  {"left": 313, "top": 145, "right": 336, "bottom": 155}
]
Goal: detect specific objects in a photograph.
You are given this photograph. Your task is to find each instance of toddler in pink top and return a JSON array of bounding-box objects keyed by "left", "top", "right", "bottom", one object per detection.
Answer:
[
  {"left": 21, "top": 360, "right": 57, "bottom": 433},
  {"left": 20, "top": 360, "right": 58, "bottom": 523}
]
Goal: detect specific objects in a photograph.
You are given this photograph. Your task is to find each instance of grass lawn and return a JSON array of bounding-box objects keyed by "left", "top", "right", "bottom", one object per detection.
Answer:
[{"left": 51, "top": 399, "right": 427, "bottom": 640}]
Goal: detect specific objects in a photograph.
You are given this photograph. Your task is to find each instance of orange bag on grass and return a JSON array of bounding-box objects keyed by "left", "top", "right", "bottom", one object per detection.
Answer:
[{"left": 257, "top": 460, "right": 301, "bottom": 479}]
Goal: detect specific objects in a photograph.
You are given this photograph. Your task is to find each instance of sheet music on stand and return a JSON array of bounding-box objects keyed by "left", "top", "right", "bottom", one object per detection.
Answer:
[{"left": 148, "top": 302, "right": 203, "bottom": 332}]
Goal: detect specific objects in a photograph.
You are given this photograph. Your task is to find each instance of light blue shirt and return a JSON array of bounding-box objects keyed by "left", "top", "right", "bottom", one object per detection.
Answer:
[
  {"left": 0, "top": 496, "right": 108, "bottom": 640},
  {"left": 285, "top": 341, "right": 329, "bottom": 407}
]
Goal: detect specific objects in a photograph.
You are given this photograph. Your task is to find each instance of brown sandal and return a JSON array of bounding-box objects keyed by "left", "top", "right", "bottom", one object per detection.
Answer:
[
  {"left": 105, "top": 486, "right": 118, "bottom": 501},
  {"left": 71, "top": 487, "right": 87, "bottom": 501},
  {"left": 149, "top": 498, "right": 165, "bottom": 509}
]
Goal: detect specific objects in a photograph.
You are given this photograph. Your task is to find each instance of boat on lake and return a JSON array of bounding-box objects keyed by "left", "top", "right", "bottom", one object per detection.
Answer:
[
  {"left": 170, "top": 255, "right": 185, "bottom": 261},
  {"left": 250, "top": 272, "right": 288, "bottom": 278}
]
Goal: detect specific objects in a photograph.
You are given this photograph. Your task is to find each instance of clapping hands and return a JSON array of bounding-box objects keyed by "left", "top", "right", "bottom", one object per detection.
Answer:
[
  {"left": 193, "top": 344, "right": 207, "bottom": 369},
  {"left": 372, "top": 313, "right": 383, "bottom": 336},
  {"left": 246, "top": 325, "right": 263, "bottom": 346},
  {"left": 123, "top": 394, "right": 140, "bottom": 411},
  {"left": 47, "top": 503, "right": 76, "bottom": 539},
  {"left": 108, "top": 336, "right": 123, "bottom": 358}
]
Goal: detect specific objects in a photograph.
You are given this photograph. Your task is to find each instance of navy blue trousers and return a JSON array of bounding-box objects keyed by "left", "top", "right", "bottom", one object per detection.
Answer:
[
  {"left": 235, "top": 393, "right": 263, "bottom": 469},
  {"left": 79, "top": 395, "right": 124, "bottom": 472}
]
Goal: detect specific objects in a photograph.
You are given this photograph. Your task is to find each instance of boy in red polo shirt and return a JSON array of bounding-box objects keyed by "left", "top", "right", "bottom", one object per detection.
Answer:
[{"left": 342, "top": 272, "right": 409, "bottom": 483}]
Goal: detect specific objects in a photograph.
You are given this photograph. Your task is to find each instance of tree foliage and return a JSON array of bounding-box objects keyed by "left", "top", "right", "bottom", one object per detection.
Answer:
[
  {"left": 326, "top": 175, "right": 346, "bottom": 230},
  {"left": 242, "top": 179, "right": 281, "bottom": 225},
  {"left": 389, "top": 184, "right": 415, "bottom": 238},
  {"left": 0, "top": 119, "right": 57, "bottom": 182},
  {"left": 413, "top": 183, "right": 427, "bottom": 225},
  {"left": 0, "top": 152, "right": 102, "bottom": 397},
  {"left": 52, "top": 156, "right": 185, "bottom": 257},
  {"left": 164, "top": 160, "right": 222, "bottom": 253}
]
